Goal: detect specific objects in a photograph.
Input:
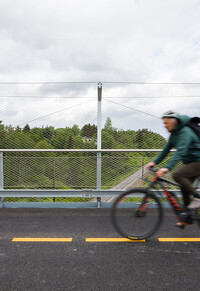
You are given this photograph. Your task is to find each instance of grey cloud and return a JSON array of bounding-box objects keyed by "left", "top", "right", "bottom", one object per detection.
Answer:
[{"left": 0, "top": 0, "right": 200, "bottom": 133}]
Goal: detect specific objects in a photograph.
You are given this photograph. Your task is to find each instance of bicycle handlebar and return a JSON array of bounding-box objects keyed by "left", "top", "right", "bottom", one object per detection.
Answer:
[
  {"left": 149, "top": 167, "right": 180, "bottom": 187},
  {"left": 149, "top": 166, "right": 157, "bottom": 173}
]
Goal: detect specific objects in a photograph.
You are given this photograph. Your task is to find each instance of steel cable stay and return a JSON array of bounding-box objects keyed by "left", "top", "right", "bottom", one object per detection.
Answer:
[
  {"left": 104, "top": 98, "right": 160, "bottom": 119},
  {"left": 18, "top": 98, "right": 96, "bottom": 127}
]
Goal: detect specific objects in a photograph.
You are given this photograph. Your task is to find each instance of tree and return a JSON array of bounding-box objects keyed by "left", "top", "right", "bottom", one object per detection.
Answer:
[
  {"left": 71, "top": 125, "right": 80, "bottom": 136},
  {"left": 43, "top": 126, "right": 55, "bottom": 140},
  {"left": 104, "top": 117, "right": 113, "bottom": 131},
  {"left": 23, "top": 124, "right": 30, "bottom": 133},
  {"left": 66, "top": 135, "right": 73, "bottom": 149},
  {"left": 50, "top": 128, "right": 69, "bottom": 149},
  {"left": 30, "top": 127, "right": 44, "bottom": 143},
  {"left": 0, "top": 121, "right": 6, "bottom": 148},
  {"left": 81, "top": 123, "right": 97, "bottom": 137},
  {"left": 36, "top": 140, "right": 54, "bottom": 149},
  {"left": 6, "top": 131, "right": 36, "bottom": 149},
  {"left": 136, "top": 129, "right": 144, "bottom": 148},
  {"left": 16, "top": 126, "right": 22, "bottom": 132},
  {"left": 102, "top": 131, "right": 118, "bottom": 149}
]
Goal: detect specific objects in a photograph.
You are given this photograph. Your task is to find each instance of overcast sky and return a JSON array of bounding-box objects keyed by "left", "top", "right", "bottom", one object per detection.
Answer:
[{"left": 0, "top": 0, "right": 200, "bottom": 137}]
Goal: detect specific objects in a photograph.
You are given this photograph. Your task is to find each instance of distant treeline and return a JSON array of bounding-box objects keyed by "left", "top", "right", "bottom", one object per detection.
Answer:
[{"left": 0, "top": 117, "right": 166, "bottom": 150}]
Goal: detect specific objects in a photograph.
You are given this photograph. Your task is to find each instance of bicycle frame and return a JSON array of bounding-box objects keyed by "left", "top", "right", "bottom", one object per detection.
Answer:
[
  {"left": 150, "top": 176, "right": 183, "bottom": 214},
  {"left": 140, "top": 170, "right": 200, "bottom": 226},
  {"left": 140, "top": 173, "right": 184, "bottom": 222}
]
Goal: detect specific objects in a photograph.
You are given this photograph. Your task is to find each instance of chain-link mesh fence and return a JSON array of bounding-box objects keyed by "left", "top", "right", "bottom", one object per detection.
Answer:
[
  {"left": 2, "top": 151, "right": 183, "bottom": 204},
  {"left": 0, "top": 82, "right": 199, "bottom": 206},
  {"left": 3, "top": 152, "right": 153, "bottom": 189}
]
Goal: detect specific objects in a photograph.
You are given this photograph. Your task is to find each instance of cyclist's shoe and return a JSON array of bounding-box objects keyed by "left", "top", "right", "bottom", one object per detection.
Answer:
[
  {"left": 176, "top": 222, "right": 185, "bottom": 229},
  {"left": 176, "top": 220, "right": 193, "bottom": 229},
  {"left": 188, "top": 198, "right": 200, "bottom": 209},
  {"left": 176, "top": 211, "right": 193, "bottom": 228}
]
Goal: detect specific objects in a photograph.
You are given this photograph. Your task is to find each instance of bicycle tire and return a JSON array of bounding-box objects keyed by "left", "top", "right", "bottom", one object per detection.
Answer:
[
  {"left": 195, "top": 208, "right": 200, "bottom": 228},
  {"left": 111, "top": 188, "right": 163, "bottom": 240}
]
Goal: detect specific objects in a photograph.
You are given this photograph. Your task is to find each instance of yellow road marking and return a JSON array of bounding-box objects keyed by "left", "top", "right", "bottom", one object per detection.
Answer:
[
  {"left": 10, "top": 237, "right": 200, "bottom": 242},
  {"left": 85, "top": 238, "right": 145, "bottom": 242},
  {"left": 12, "top": 238, "right": 73, "bottom": 242},
  {"left": 158, "top": 238, "right": 200, "bottom": 242}
]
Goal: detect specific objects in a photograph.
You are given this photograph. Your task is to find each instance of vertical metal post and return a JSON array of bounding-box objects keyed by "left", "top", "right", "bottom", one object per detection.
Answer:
[
  {"left": 0, "top": 152, "right": 4, "bottom": 206},
  {"left": 142, "top": 154, "right": 144, "bottom": 178},
  {"left": 97, "top": 82, "right": 102, "bottom": 208},
  {"left": 53, "top": 158, "right": 56, "bottom": 202}
]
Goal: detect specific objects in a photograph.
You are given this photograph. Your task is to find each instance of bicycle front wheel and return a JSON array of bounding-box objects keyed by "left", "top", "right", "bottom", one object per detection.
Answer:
[{"left": 111, "top": 188, "right": 163, "bottom": 240}]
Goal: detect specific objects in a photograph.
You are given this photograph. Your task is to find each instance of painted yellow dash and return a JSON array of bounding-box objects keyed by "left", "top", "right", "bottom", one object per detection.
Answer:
[
  {"left": 85, "top": 238, "right": 145, "bottom": 242},
  {"left": 12, "top": 238, "right": 73, "bottom": 242},
  {"left": 158, "top": 238, "right": 200, "bottom": 242}
]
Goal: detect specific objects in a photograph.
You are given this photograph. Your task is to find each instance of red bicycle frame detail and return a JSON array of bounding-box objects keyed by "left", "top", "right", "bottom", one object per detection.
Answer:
[
  {"left": 163, "top": 189, "right": 182, "bottom": 211},
  {"left": 139, "top": 197, "right": 150, "bottom": 212}
]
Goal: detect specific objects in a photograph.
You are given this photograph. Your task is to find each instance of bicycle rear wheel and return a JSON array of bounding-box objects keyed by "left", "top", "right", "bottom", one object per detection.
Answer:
[
  {"left": 195, "top": 208, "right": 200, "bottom": 228},
  {"left": 111, "top": 188, "right": 163, "bottom": 240}
]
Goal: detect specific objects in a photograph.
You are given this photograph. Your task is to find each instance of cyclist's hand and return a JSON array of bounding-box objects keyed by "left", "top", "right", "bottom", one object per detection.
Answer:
[
  {"left": 146, "top": 162, "right": 156, "bottom": 170},
  {"left": 156, "top": 168, "right": 169, "bottom": 177}
]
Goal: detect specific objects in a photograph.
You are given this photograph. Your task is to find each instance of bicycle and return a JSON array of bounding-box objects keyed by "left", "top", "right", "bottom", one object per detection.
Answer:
[{"left": 111, "top": 168, "right": 200, "bottom": 240}]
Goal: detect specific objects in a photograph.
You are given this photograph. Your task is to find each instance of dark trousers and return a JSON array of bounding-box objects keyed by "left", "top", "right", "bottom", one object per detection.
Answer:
[{"left": 172, "top": 162, "right": 200, "bottom": 207}]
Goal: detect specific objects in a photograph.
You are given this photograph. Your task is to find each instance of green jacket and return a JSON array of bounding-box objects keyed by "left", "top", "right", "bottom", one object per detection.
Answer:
[{"left": 154, "top": 115, "right": 200, "bottom": 170}]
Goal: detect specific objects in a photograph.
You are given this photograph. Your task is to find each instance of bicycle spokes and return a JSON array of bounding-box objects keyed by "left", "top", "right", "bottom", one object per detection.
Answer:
[{"left": 112, "top": 189, "right": 163, "bottom": 240}]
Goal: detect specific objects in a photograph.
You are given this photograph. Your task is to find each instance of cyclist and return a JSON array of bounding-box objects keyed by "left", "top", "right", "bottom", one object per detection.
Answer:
[{"left": 146, "top": 111, "right": 200, "bottom": 223}]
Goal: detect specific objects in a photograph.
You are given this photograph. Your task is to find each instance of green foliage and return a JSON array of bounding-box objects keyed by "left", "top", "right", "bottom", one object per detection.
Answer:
[
  {"left": 0, "top": 119, "right": 166, "bottom": 190},
  {"left": 43, "top": 126, "right": 55, "bottom": 140},
  {"left": 23, "top": 124, "right": 30, "bottom": 133},
  {"left": 102, "top": 130, "right": 118, "bottom": 149},
  {"left": 81, "top": 123, "right": 97, "bottom": 137},
  {"left": 50, "top": 128, "right": 69, "bottom": 149},
  {"left": 0, "top": 121, "right": 6, "bottom": 148},
  {"left": 135, "top": 129, "right": 166, "bottom": 149},
  {"left": 5, "top": 131, "right": 35, "bottom": 149},
  {"left": 104, "top": 117, "right": 113, "bottom": 131}
]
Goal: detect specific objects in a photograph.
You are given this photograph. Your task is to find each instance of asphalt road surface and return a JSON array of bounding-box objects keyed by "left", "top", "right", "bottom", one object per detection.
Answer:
[{"left": 1, "top": 208, "right": 200, "bottom": 291}]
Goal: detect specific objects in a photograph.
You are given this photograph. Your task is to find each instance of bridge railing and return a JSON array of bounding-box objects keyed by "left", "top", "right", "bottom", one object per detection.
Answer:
[{"left": 0, "top": 149, "right": 186, "bottom": 208}]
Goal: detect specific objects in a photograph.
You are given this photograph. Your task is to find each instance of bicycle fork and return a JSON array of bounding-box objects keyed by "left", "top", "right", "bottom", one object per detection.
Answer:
[
  {"left": 135, "top": 196, "right": 150, "bottom": 217},
  {"left": 139, "top": 196, "right": 150, "bottom": 211}
]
